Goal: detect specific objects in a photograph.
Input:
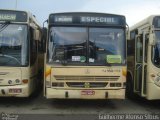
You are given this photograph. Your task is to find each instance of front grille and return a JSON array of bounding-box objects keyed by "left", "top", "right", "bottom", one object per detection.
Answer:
[
  {"left": 66, "top": 82, "right": 108, "bottom": 88},
  {"left": 54, "top": 76, "right": 119, "bottom": 81}
]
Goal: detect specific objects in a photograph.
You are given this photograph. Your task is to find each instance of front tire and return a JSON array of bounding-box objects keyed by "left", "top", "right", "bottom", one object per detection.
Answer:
[{"left": 126, "top": 73, "right": 135, "bottom": 99}]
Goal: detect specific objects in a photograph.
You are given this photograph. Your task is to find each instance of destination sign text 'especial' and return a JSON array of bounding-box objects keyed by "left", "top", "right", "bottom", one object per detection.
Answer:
[{"left": 80, "top": 16, "right": 117, "bottom": 24}]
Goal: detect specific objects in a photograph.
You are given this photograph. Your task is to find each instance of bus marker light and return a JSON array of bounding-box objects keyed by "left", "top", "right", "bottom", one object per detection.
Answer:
[
  {"left": 45, "top": 68, "right": 51, "bottom": 78},
  {"left": 122, "top": 68, "right": 127, "bottom": 76},
  {"left": 22, "top": 79, "right": 28, "bottom": 84}
]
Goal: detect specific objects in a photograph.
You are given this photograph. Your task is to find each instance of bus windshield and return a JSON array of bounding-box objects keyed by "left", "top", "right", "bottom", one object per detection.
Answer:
[
  {"left": 89, "top": 28, "right": 125, "bottom": 65},
  {"left": 48, "top": 27, "right": 126, "bottom": 66},
  {"left": 153, "top": 31, "right": 160, "bottom": 67},
  {"left": 0, "top": 24, "right": 28, "bottom": 66}
]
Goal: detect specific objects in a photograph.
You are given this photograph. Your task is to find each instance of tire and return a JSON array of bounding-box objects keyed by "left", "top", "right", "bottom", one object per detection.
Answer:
[{"left": 126, "top": 73, "right": 135, "bottom": 99}]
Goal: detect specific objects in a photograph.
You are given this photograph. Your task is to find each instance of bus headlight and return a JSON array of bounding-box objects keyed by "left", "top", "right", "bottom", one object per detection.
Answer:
[
  {"left": 15, "top": 79, "right": 20, "bottom": 84},
  {"left": 8, "top": 80, "right": 12, "bottom": 84},
  {"left": 154, "top": 77, "right": 160, "bottom": 87},
  {"left": 110, "top": 83, "right": 122, "bottom": 87},
  {"left": 52, "top": 82, "right": 64, "bottom": 87}
]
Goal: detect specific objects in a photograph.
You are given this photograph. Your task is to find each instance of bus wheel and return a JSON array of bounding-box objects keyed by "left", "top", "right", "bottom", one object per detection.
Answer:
[{"left": 126, "top": 74, "right": 135, "bottom": 99}]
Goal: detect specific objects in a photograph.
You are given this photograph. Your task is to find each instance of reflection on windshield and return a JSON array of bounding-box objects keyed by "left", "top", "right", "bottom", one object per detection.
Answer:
[
  {"left": 89, "top": 28, "right": 125, "bottom": 65},
  {"left": 153, "top": 31, "right": 160, "bottom": 67},
  {"left": 0, "top": 24, "right": 28, "bottom": 66},
  {"left": 48, "top": 27, "right": 87, "bottom": 64},
  {"left": 48, "top": 27, "right": 126, "bottom": 66}
]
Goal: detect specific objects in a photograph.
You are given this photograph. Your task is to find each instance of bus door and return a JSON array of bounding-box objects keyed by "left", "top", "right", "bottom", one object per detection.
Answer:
[{"left": 134, "top": 32, "right": 148, "bottom": 97}]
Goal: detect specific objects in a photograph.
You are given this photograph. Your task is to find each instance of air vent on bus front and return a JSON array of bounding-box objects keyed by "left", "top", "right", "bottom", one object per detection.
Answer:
[
  {"left": 54, "top": 76, "right": 120, "bottom": 81},
  {"left": 66, "top": 82, "right": 108, "bottom": 88}
]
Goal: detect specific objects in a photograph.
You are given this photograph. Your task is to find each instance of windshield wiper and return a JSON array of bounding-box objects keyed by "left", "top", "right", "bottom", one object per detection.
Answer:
[
  {"left": 0, "top": 54, "right": 21, "bottom": 64},
  {"left": 0, "top": 21, "right": 10, "bottom": 32},
  {"left": 60, "top": 48, "right": 67, "bottom": 66}
]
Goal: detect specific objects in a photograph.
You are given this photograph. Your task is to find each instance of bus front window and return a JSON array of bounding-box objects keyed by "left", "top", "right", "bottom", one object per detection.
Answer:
[
  {"left": 0, "top": 24, "right": 28, "bottom": 66},
  {"left": 89, "top": 28, "right": 126, "bottom": 65},
  {"left": 48, "top": 27, "right": 87, "bottom": 65},
  {"left": 153, "top": 31, "right": 160, "bottom": 67}
]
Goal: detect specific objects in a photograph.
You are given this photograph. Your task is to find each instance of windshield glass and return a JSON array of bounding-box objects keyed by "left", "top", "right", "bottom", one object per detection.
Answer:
[
  {"left": 47, "top": 27, "right": 126, "bottom": 66},
  {"left": 48, "top": 27, "right": 87, "bottom": 65},
  {"left": 153, "top": 31, "right": 160, "bottom": 67},
  {"left": 89, "top": 28, "right": 125, "bottom": 65},
  {"left": 0, "top": 24, "right": 28, "bottom": 66}
]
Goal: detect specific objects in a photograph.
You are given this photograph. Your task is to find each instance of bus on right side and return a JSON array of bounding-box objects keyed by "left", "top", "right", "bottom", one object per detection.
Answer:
[{"left": 127, "top": 15, "right": 160, "bottom": 100}]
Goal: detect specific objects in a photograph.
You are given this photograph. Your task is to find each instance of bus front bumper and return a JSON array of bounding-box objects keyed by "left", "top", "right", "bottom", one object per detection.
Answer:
[
  {"left": 0, "top": 85, "right": 29, "bottom": 97},
  {"left": 46, "top": 88, "right": 125, "bottom": 99}
]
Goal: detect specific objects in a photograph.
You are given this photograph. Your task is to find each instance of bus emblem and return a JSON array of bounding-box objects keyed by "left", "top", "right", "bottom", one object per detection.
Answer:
[{"left": 84, "top": 82, "right": 90, "bottom": 88}]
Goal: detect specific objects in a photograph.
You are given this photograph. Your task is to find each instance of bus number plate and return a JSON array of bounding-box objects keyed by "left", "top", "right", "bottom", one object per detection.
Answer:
[{"left": 81, "top": 90, "right": 95, "bottom": 95}]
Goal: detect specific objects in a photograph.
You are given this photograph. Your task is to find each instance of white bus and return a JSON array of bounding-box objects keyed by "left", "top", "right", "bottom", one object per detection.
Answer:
[
  {"left": 0, "top": 9, "right": 43, "bottom": 97},
  {"left": 44, "top": 12, "right": 127, "bottom": 99},
  {"left": 127, "top": 15, "right": 160, "bottom": 100}
]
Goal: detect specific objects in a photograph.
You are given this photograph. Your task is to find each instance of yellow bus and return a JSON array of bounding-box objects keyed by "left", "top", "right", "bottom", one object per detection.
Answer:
[
  {"left": 0, "top": 9, "right": 43, "bottom": 97},
  {"left": 127, "top": 15, "right": 160, "bottom": 100},
  {"left": 44, "top": 12, "right": 127, "bottom": 99}
]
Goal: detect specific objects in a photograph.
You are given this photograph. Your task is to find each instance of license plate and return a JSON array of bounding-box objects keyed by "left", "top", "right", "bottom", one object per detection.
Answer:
[
  {"left": 81, "top": 90, "right": 95, "bottom": 95},
  {"left": 9, "top": 89, "right": 22, "bottom": 93}
]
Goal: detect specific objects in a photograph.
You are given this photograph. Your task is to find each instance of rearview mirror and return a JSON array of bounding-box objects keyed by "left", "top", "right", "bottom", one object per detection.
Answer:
[{"left": 149, "top": 33, "right": 156, "bottom": 46}]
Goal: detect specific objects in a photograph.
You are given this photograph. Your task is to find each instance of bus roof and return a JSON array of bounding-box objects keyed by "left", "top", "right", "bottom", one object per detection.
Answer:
[{"left": 130, "top": 15, "right": 160, "bottom": 31}]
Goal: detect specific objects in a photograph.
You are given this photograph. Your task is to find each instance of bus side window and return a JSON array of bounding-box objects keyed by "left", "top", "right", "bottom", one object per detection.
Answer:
[
  {"left": 127, "top": 40, "right": 135, "bottom": 56},
  {"left": 38, "top": 28, "right": 47, "bottom": 53},
  {"left": 30, "top": 27, "right": 38, "bottom": 66},
  {"left": 128, "top": 31, "right": 135, "bottom": 56},
  {"left": 42, "top": 28, "right": 47, "bottom": 53},
  {"left": 136, "top": 35, "right": 143, "bottom": 63},
  {"left": 144, "top": 34, "right": 149, "bottom": 63}
]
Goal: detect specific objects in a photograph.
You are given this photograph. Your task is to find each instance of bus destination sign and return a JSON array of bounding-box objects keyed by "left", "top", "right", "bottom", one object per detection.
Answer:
[
  {"left": 0, "top": 14, "right": 16, "bottom": 21},
  {"left": 0, "top": 10, "right": 27, "bottom": 22},
  {"left": 49, "top": 13, "right": 126, "bottom": 26}
]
